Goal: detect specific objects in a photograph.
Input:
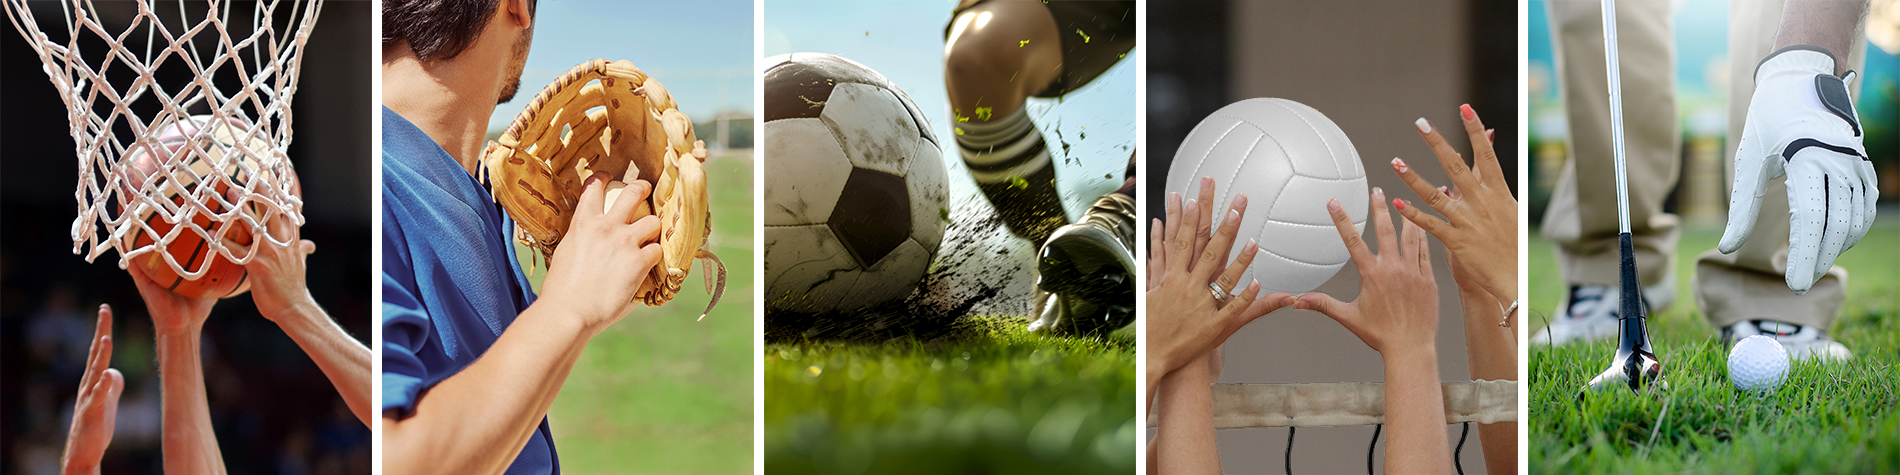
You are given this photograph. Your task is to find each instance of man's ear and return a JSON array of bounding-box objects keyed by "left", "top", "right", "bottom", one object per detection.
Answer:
[{"left": 504, "top": 0, "right": 533, "bottom": 30}]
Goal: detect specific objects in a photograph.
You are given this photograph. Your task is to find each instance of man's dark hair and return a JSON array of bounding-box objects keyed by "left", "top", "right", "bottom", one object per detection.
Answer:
[{"left": 383, "top": 0, "right": 536, "bottom": 61}]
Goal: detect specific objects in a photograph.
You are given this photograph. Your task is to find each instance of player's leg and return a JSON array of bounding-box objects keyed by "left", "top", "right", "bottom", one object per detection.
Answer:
[
  {"left": 1534, "top": 0, "right": 1681, "bottom": 346},
  {"left": 1692, "top": 0, "right": 1862, "bottom": 361},
  {"left": 945, "top": 0, "right": 1069, "bottom": 245},
  {"left": 1032, "top": 152, "right": 1136, "bottom": 334}
]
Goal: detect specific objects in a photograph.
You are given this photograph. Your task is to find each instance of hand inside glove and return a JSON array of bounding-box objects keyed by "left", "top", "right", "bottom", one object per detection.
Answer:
[{"left": 1720, "top": 46, "right": 1877, "bottom": 294}]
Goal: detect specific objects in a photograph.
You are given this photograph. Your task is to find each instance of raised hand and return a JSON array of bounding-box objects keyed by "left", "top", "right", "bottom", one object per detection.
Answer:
[
  {"left": 63, "top": 305, "right": 125, "bottom": 475},
  {"left": 1146, "top": 178, "right": 1295, "bottom": 387},
  {"left": 1297, "top": 188, "right": 1440, "bottom": 356},
  {"left": 1391, "top": 104, "right": 1518, "bottom": 304}
]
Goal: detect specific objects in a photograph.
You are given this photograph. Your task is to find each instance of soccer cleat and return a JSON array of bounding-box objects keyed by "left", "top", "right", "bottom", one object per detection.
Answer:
[
  {"left": 1721, "top": 320, "right": 1853, "bottom": 362},
  {"left": 1532, "top": 274, "right": 1674, "bottom": 346},
  {"left": 1028, "top": 193, "right": 1135, "bottom": 334}
]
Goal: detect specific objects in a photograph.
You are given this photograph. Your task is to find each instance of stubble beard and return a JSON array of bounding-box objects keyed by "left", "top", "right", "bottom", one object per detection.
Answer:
[{"left": 496, "top": 28, "right": 533, "bottom": 105}]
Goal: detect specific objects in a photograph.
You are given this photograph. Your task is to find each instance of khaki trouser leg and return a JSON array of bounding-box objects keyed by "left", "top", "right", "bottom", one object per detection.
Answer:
[
  {"left": 1541, "top": 0, "right": 1681, "bottom": 289},
  {"left": 1693, "top": 0, "right": 1864, "bottom": 329}
]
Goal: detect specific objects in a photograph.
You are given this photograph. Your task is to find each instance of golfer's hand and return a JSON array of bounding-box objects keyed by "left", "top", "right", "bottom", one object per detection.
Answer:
[
  {"left": 1146, "top": 178, "right": 1294, "bottom": 378},
  {"left": 1391, "top": 105, "right": 1517, "bottom": 303},
  {"left": 228, "top": 210, "right": 320, "bottom": 324},
  {"left": 1297, "top": 189, "right": 1441, "bottom": 357},
  {"left": 1720, "top": 47, "right": 1876, "bottom": 294},
  {"left": 128, "top": 264, "right": 218, "bottom": 337},
  {"left": 63, "top": 305, "right": 125, "bottom": 475},
  {"left": 537, "top": 173, "right": 665, "bottom": 333}
]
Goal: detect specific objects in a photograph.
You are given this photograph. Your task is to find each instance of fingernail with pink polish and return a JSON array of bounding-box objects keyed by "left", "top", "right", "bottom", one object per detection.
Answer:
[
  {"left": 1485, "top": 128, "right": 1496, "bottom": 143},
  {"left": 1414, "top": 117, "right": 1431, "bottom": 134},
  {"left": 1460, "top": 104, "right": 1476, "bottom": 121},
  {"left": 1395, "top": 198, "right": 1408, "bottom": 210},
  {"left": 1438, "top": 186, "right": 1449, "bottom": 196},
  {"left": 1392, "top": 157, "right": 1409, "bottom": 174}
]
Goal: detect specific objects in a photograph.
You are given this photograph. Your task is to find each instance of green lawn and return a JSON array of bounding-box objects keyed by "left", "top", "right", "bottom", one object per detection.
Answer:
[
  {"left": 1529, "top": 224, "right": 1900, "bottom": 473},
  {"left": 765, "top": 317, "right": 1136, "bottom": 474},
  {"left": 520, "top": 153, "right": 755, "bottom": 474}
]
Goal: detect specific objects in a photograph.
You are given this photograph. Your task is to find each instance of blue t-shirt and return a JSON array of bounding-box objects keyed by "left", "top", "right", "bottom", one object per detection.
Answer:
[{"left": 380, "top": 106, "right": 558, "bottom": 475}]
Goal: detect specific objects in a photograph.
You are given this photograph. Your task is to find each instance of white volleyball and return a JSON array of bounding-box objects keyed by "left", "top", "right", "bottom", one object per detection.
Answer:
[{"left": 1164, "top": 98, "right": 1368, "bottom": 294}]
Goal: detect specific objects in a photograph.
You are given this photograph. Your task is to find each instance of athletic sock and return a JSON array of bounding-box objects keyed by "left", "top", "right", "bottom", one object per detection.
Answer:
[{"left": 956, "top": 107, "right": 1067, "bottom": 244}]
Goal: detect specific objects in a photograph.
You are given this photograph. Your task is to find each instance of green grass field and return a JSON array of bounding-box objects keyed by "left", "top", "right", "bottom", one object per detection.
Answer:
[
  {"left": 1529, "top": 223, "right": 1900, "bottom": 473},
  {"left": 518, "top": 153, "right": 755, "bottom": 474},
  {"left": 764, "top": 317, "right": 1136, "bottom": 474}
]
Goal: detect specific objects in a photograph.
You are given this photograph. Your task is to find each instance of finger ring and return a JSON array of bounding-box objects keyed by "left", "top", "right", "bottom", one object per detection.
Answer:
[{"left": 1208, "top": 282, "right": 1231, "bottom": 303}]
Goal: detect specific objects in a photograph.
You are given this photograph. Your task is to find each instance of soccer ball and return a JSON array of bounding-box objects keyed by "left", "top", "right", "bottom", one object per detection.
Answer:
[
  {"left": 762, "top": 53, "right": 948, "bottom": 314},
  {"left": 1164, "top": 98, "right": 1368, "bottom": 294}
]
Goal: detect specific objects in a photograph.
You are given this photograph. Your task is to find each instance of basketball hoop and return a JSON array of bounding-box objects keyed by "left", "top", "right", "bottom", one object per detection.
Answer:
[{"left": 5, "top": 0, "right": 321, "bottom": 279}]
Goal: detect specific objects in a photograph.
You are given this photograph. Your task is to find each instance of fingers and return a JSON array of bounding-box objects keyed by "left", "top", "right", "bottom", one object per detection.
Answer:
[
  {"left": 1783, "top": 162, "right": 1827, "bottom": 293},
  {"left": 1392, "top": 157, "right": 1455, "bottom": 215},
  {"left": 1190, "top": 177, "right": 1217, "bottom": 273},
  {"left": 1460, "top": 104, "right": 1506, "bottom": 185},
  {"left": 1293, "top": 292, "right": 1354, "bottom": 323},
  {"left": 1204, "top": 193, "right": 1248, "bottom": 278},
  {"left": 629, "top": 214, "right": 663, "bottom": 246},
  {"left": 1212, "top": 239, "right": 1259, "bottom": 296},
  {"left": 576, "top": 172, "right": 610, "bottom": 217},
  {"left": 1215, "top": 280, "right": 1263, "bottom": 332},
  {"left": 1148, "top": 219, "right": 1165, "bottom": 290},
  {"left": 263, "top": 206, "right": 297, "bottom": 244},
  {"left": 81, "top": 305, "right": 114, "bottom": 394},
  {"left": 300, "top": 240, "right": 317, "bottom": 256},
  {"left": 1856, "top": 160, "right": 1880, "bottom": 248},
  {"left": 1402, "top": 211, "right": 1432, "bottom": 275},
  {"left": 1193, "top": 205, "right": 1247, "bottom": 282},
  {"left": 1370, "top": 188, "right": 1395, "bottom": 257},
  {"left": 1394, "top": 197, "right": 1453, "bottom": 241},
  {"left": 1719, "top": 136, "right": 1776, "bottom": 254},
  {"left": 1327, "top": 197, "right": 1373, "bottom": 268},
  {"left": 1163, "top": 192, "right": 1183, "bottom": 244},
  {"left": 1814, "top": 172, "right": 1853, "bottom": 284},
  {"left": 99, "top": 368, "right": 125, "bottom": 409},
  {"left": 1170, "top": 199, "right": 1200, "bottom": 273},
  {"left": 608, "top": 180, "right": 654, "bottom": 224},
  {"left": 1240, "top": 291, "right": 1298, "bottom": 324},
  {"left": 1414, "top": 116, "right": 1477, "bottom": 190}
]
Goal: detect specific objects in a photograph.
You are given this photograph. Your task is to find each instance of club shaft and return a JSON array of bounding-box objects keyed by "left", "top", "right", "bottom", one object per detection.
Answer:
[{"left": 1602, "top": 0, "right": 1632, "bottom": 234}]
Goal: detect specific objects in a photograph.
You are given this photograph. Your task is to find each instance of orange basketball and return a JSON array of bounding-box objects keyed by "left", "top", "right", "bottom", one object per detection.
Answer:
[{"left": 119, "top": 116, "right": 301, "bottom": 300}]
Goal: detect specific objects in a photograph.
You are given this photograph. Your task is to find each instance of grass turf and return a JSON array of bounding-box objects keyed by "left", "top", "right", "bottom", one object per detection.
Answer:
[
  {"left": 1529, "top": 224, "right": 1900, "bottom": 473},
  {"left": 517, "top": 154, "right": 755, "bottom": 473},
  {"left": 764, "top": 316, "right": 1136, "bottom": 474}
]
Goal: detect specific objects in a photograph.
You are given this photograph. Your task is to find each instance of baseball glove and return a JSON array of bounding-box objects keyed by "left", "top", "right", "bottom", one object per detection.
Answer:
[{"left": 481, "top": 59, "right": 726, "bottom": 319}]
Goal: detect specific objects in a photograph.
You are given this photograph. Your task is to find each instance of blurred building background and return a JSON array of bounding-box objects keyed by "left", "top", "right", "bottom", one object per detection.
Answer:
[
  {"left": 1527, "top": 0, "right": 1900, "bottom": 226},
  {"left": 1, "top": 2, "right": 372, "bottom": 474},
  {"left": 1148, "top": 0, "right": 1517, "bottom": 472}
]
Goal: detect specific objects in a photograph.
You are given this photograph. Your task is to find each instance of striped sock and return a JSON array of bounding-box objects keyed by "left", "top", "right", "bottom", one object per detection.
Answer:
[{"left": 956, "top": 108, "right": 1052, "bottom": 185}]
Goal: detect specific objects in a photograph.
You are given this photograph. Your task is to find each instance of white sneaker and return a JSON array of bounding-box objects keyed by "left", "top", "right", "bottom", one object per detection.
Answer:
[
  {"left": 1721, "top": 320, "right": 1853, "bottom": 362},
  {"left": 1531, "top": 275, "right": 1674, "bottom": 346}
]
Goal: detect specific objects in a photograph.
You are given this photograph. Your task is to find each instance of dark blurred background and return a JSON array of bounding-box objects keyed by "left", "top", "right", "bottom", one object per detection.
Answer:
[
  {"left": 2, "top": 1, "right": 371, "bottom": 474},
  {"left": 1147, "top": 0, "right": 1518, "bottom": 472}
]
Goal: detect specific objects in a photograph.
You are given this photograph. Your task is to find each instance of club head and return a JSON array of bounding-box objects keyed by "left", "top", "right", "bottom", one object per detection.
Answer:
[{"left": 1579, "top": 350, "right": 1667, "bottom": 398}]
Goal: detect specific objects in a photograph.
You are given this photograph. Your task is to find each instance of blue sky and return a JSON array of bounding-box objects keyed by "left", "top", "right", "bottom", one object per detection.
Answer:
[
  {"left": 765, "top": 0, "right": 1137, "bottom": 216},
  {"left": 489, "top": 0, "right": 754, "bottom": 131}
]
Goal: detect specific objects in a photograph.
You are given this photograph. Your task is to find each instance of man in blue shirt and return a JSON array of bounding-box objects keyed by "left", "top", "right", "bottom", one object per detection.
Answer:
[{"left": 380, "top": 1, "right": 666, "bottom": 473}]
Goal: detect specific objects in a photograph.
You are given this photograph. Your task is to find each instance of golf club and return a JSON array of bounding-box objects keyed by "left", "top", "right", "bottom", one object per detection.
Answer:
[{"left": 1581, "top": 0, "right": 1668, "bottom": 396}]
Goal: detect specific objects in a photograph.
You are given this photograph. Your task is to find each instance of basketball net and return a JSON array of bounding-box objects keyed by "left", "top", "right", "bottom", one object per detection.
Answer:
[
  {"left": 1146, "top": 380, "right": 1518, "bottom": 428},
  {"left": 5, "top": 0, "right": 321, "bottom": 278}
]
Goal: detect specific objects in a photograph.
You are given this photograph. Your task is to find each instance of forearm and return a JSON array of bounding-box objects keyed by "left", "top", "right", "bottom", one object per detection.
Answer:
[
  {"left": 1774, "top": 0, "right": 1869, "bottom": 72},
  {"left": 271, "top": 298, "right": 373, "bottom": 426},
  {"left": 382, "top": 304, "right": 593, "bottom": 475},
  {"left": 1381, "top": 347, "right": 1452, "bottom": 475},
  {"left": 1457, "top": 289, "right": 1516, "bottom": 381},
  {"left": 1455, "top": 288, "right": 1517, "bottom": 473},
  {"left": 1154, "top": 359, "right": 1221, "bottom": 475},
  {"left": 157, "top": 328, "right": 225, "bottom": 475}
]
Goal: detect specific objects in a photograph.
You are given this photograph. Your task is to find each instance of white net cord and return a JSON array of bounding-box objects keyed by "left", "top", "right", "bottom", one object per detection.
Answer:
[{"left": 4, "top": 0, "right": 322, "bottom": 280}]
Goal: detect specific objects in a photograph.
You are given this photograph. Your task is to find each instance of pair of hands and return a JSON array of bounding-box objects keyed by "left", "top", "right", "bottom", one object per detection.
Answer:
[
  {"left": 1147, "top": 105, "right": 1518, "bottom": 380},
  {"left": 534, "top": 173, "right": 667, "bottom": 334}
]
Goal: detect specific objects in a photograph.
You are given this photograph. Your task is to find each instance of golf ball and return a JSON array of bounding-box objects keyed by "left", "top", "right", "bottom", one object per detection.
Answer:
[{"left": 1727, "top": 335, "right": 1790, "bottom": 393}]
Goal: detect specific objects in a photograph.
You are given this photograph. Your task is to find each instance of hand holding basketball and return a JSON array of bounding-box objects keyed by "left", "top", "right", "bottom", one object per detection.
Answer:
[
  {"left": 129, "top": 263, "right": 219, "bottom": 337},
  {"left": 228, "top": 208, "right": 319, "bottom": 324}
]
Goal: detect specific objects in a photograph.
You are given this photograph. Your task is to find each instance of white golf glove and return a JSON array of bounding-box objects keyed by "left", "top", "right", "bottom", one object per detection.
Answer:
[{"left": 1720, "top": 47, "right": 1876, "bottom": 294}]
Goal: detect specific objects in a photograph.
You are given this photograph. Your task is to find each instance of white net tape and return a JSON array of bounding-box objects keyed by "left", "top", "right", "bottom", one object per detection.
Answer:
[
  {"left": 4, "top": 0, "right": 320, "bottom": 279},
  {"left": 1146, "top": 380, "right": 1518, "bottom": 429}
]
